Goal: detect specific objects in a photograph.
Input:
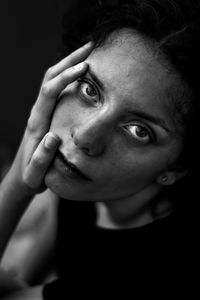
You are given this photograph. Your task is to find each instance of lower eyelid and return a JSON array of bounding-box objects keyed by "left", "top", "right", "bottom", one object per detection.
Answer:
[
  {"left": 76, "top": 80, "right": 102, "bottom": 107},
  {"left": 78, "top": 79, "right": 98, "bottom": 95},
  {"left": 124, "top": 124, "right": 155, "bottom": 143}
]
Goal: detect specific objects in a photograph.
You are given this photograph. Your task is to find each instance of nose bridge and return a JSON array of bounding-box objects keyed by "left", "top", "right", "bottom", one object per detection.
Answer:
[
  {"left": 72, "top": 107, "right": 115, "bottom": 156},
  {"left": 85, "top": 108, "right": 113, "bottom": 136}
]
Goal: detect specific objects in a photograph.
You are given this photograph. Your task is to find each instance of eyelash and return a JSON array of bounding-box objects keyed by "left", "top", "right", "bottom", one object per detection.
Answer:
[
  {"left": 77, "top": 77, "right": 100, "bottom": 105},
  {"left": 77, "top": 78, "right": 155, "bottom": 145},
  {"left": 124, "top": 122, "right": 155, "bottom": 144}
]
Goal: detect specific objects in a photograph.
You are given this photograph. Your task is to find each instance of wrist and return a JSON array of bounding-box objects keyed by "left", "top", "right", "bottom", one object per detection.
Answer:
[{"left": 1, "top": 165, "right": 35, "bottom": 200}]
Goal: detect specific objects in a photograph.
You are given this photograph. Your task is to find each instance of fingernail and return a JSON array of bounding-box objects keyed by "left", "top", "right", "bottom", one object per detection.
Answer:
[
  {"left": 44, "top": 133, "right": 59, "bottom": 149},
  {"left": 84, "top": 41, "right": 93, "bottom": 48},
  {"left": 74, "top": 62, "right": 86, "bottom": 71}
]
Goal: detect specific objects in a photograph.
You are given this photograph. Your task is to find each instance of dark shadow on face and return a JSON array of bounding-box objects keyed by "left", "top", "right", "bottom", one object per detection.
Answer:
[{"left": 45, "top": 29, "right": 186, "bottom": 218}]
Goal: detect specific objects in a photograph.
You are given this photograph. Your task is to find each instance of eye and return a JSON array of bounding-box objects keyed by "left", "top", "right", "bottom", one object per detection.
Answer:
[
  {"left": 125, "top": 124, "right": 153, "bottom": 144},
  {"left": 77, "top": 78, "right": 99, "bottom": 104}
]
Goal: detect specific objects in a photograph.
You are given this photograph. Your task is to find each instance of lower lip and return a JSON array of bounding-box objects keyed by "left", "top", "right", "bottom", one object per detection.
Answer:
[{"left": 53, "top": 154, "right": 88, "bottom": 182}]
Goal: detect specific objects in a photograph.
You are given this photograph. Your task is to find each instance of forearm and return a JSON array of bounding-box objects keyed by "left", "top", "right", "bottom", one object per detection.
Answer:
[
  {"left": 0, "top": 41, "right": 93, "bottom": 264},
  {"left": 0, "top": 166, "right": 33, "bottom": 261},
  {"left": 1, "top": 190, "right": 59, "bottom": 285}
]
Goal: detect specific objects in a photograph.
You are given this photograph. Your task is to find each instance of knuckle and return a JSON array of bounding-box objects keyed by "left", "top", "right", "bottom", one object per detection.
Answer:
[
  {"left": 22, "top": 172, "right": 38, "bottom": 189},
  {"left": 27, "top": 114, "right": 37, "bottom": 133},
  {"left": 26, "top": 106, "right": 40, "bottom": 133},
  {"left": 22, "top": 172, "right": 28, "bottom": 185},
  {"left": 32, "top": 155, "right": 44, "bottom": 168},
  {"left": 41, "top": 83, "right": 52, "bottom": 96},
  {"left": 45, "top": 67, "right": 54, "bottom": 79},
  {"left": 22, "top": 171, "right": 32, "bottom": 188}
]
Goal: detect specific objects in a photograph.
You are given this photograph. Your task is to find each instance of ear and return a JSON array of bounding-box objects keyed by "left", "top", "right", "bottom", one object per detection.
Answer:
[{"left": 156, "top": 166, "right": 188, "bottom": 186}]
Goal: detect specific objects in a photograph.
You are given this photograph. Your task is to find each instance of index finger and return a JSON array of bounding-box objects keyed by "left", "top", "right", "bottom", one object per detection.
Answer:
[
  {"left": 29, "top": 61, "right": 88, "bottom": 133},
  {"left": 44, "top": 41, "right": 94, "bottom": 81}
]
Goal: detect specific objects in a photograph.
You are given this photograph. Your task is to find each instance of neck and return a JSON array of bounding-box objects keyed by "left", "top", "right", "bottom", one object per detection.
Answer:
[
  {"left": 95, "top": 201, "right": 154, "bottom": 229},
  {"left": 95, "top": 183, "right": 168, "bottom": 229}
]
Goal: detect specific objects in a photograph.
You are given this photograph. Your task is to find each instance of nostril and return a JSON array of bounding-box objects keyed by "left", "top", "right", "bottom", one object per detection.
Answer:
[
  {"left": 75, "top": 137, "right": 105, "bottom": 157},
  {"left": 71, "top": 124, "right": 107, "bottom": 157},
  {"left": 83, "top": 142, "right": 106, "bottom": 157},
  {"left": 70, "top": 127, "right": 75, "bottom": 139}
]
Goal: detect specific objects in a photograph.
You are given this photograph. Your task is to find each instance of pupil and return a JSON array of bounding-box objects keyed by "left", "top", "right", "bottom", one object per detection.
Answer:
[
  {"left": 136, "top": 126, "right": 147, "bottom": 137},
  {"left": 86, "top": 86, "right": 96, "bottom": 97}
]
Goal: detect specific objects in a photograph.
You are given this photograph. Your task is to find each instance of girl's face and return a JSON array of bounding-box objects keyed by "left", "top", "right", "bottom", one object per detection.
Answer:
[{"left": 45, "top": 29, "right": 185, "bottom": 203}]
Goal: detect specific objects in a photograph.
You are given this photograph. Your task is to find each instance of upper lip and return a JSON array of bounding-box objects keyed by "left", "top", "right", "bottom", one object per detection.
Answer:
[{"left": 56, "top": 150, "right": 91, "bottom": 181}]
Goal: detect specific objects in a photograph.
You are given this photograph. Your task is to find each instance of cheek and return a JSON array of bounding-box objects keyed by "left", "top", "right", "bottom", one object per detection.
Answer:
[
  {"left": 50, "top": 87, "right": 80, "bottom": 133},
  {"left": 105, "top": 146, "right": 173, "bottom": 186}
]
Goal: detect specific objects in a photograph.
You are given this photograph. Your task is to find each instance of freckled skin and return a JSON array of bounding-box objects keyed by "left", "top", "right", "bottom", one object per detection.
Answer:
[{"left": 45, "top": 29, "right": 184, "bottom": 219}]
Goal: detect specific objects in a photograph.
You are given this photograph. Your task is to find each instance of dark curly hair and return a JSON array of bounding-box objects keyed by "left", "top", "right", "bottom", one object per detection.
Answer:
[{"left": 61, "top": 0, "right": 200, "bottom": 215}]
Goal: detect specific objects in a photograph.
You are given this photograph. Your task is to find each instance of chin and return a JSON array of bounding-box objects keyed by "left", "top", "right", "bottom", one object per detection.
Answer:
[{"left": 44, "top": 170, "right": 94, "bottom": 201}]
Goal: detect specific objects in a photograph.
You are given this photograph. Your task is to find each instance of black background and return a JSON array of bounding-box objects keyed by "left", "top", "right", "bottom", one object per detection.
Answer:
[{"left": 0, "top": 0, "right": 82, "bottom": 152}]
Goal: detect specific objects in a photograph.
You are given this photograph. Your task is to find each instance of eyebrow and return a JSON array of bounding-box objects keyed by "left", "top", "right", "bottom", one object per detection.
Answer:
[
  {"left": 86, "top": 69, "right": 105, "bottom": 91},
  {"left": 129, "top": 109, "right": 172, "bottom": 134}
]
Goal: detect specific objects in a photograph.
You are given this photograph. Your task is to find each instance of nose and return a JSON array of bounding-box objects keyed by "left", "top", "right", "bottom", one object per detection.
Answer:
[{"left": 71, "top": 113, "right": 113, "bottom": 157}]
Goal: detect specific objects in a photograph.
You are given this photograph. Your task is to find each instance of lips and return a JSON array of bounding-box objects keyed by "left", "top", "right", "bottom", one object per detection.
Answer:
[{"left": 56, "top": 150, "right": 91, "bottom": 181}]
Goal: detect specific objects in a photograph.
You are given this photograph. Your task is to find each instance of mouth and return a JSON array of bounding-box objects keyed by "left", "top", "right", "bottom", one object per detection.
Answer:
[{"left": 55, "top": 150, "right": 91, "bottom": 181}]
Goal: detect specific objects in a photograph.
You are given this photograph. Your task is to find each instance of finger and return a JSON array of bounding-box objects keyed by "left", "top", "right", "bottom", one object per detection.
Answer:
[
  {"left": 44, "top": 41, "right": 93, "bottom": 81},
  {"left": 23, "top": 132, "right": 60, "bottom": 189},
  {"left": 28, "top": 62, "right": 88, "bottom": 133},
  {"left": 34, "top": 61, "right": 88, "bottom": 119},
  {"left": 43, "top": 61, "right": 88, "bottom": 98}
]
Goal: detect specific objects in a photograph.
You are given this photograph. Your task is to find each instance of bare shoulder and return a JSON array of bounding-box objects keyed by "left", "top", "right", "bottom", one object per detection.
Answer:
[{"left": 1, "top": 285, "right": 43, "bottom": 300}]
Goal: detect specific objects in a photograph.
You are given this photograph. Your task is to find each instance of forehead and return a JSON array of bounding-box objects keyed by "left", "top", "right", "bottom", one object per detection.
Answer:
[{"left": 85, "top": 29, "right": 179, "bottom": 120}]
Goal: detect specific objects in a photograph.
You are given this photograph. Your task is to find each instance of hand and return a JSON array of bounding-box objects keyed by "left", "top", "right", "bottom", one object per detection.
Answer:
[{"left": 9, "top": 42, "right": 93, "bottom": 195}]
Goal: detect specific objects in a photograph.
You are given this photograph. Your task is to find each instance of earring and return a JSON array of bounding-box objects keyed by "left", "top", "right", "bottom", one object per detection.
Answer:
[{"left": 162, "top": 175, "right": 168, "bottom": 183}]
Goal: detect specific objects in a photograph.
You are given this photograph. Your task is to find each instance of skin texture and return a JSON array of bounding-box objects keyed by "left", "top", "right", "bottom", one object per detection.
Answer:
[
  {"left": 45, "top": 29, "right": 186, "bottom": 225},
  {"left": 0, "top": 43, "right": 97, "bottom": 295},
  {"left": 0, "top": 41, "right": 94, "bottom": 265}
]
